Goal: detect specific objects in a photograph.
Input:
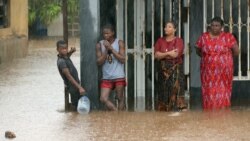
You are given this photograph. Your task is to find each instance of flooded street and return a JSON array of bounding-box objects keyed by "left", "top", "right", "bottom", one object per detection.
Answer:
[{"left": 0, "top": 39, "right": 250, "bottom": 141}]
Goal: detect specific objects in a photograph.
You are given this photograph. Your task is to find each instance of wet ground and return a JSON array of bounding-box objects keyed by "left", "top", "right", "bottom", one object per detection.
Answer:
[{"left": 0, "top": 38, "right": 250, "bottom": 141}]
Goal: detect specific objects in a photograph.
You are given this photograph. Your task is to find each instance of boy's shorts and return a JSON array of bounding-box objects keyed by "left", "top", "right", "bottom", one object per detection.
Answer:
[{"left": 101, "top": 78, "right": 126, "bottom": 89}]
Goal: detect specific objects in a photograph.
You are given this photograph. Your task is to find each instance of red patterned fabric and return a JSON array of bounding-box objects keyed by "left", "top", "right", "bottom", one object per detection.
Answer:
[
  {"left": 154, "top": 37, "right": 184, "bottom": 64},
  {"left": 196, "top": 32, "right": 237, "bottom": 110}
]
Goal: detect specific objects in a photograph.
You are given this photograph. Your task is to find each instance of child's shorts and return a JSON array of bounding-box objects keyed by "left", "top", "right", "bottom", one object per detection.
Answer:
[{"left": 100, "top": 78, "right": 126, "bottom": 89}]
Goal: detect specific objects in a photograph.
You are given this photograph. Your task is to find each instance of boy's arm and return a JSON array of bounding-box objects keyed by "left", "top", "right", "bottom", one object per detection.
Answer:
[
  {"left": 111, "top": 40, "right": 125, "bottom": 64},
  {"left": 67, "top": 47, "right": 76, "bottom": 57},
  {"left": 96, "top": 43, "right": 107, "bottom": 65},
  {"left": 62, "top": 68, "right": 85, "bottom": 95},
  {"left": 103, "top": 40, "right": 125, "bottom": 63}
]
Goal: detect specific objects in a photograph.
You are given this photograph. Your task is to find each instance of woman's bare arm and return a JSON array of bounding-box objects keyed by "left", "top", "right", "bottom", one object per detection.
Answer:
[{"left": 232, "top": 43, "right": 239, "bottom": 56}]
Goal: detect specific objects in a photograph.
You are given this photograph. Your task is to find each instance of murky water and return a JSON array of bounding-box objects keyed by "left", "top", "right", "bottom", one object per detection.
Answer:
[{"left": 0, "top": 39, "right": 250, "bottom": 141}]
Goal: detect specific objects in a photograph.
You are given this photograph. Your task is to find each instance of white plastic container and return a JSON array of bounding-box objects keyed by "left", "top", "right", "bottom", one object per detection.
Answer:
[{"left": 77, "top": 96, "right": 90, "bottom": 114}]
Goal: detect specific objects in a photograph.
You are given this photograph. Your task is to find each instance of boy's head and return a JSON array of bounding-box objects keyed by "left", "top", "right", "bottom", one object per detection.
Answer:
[
  {"left": 56, "top": 40, "right": 67, "bottom": 49},
  {"left": 102, "top": 24, "right": 115, "bottom": 41},
  {"left": 56, "top": 40, "right": 68, "bottom": 56}
]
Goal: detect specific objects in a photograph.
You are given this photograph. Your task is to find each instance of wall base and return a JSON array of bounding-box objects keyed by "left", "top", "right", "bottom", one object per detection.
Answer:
[{"left": 0, "top": 36, "right": 28, "bottom": 65}]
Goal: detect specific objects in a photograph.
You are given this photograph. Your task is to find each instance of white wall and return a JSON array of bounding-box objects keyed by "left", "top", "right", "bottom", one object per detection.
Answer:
[{"left": 47, "top": 13, "right": 63, "bottom": 36}]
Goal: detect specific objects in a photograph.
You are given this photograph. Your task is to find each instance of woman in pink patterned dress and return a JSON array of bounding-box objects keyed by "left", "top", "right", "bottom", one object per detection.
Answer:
[{"left": 196, "top": 17, "right": 239, "bottom": 110}]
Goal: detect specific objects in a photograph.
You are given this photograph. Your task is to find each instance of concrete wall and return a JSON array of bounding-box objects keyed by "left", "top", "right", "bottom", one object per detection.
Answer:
[
  {"left": 0, "top": 0, "right": 28, "bottom": 65},
  {"left": 0, "top": 37, "right": 28, "bottom": 64},
  {"left": 189, "top": 0, "right": 203, "bottom": 110},
  {"left": 11, "top": 0, "right": 28, "bottom": 36},
  {"left": 68, "top": 12, "right": 80, "bottom": 37},
  {"left": 47, "top": 12, "right": 80, "bottom": 37},
  {"left": 47, "top": 13, "right": 64, "bottom": 36},
  {"left": 80, "top": 0, "right": 100, "bottom": 110}
]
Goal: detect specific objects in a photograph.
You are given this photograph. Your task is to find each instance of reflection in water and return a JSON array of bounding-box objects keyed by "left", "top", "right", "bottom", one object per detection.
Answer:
[{"left": 0, "top": 41, "right": 250, "bottom": 141}]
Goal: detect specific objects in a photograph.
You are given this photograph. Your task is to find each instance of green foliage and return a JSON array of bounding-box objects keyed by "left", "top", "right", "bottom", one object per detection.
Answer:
[
  {"left": 39, "top": 3, "right": 61, "bottom": 25},
  {"left": 28, "top": 7, "right": 36, "bottom": 26},
  {"left": 68, "top": 0, "right": 79, "bottom": 24},
  {"left": 28, "top": 0, "right": 79, "bottom": 26}
]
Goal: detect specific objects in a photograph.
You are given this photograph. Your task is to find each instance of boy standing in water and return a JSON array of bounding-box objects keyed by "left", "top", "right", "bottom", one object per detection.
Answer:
[
  {"left": 96, "top": 24, "right": 126, "bottom": 111},
  {"left": 56, "top": 40, "right": 86, "bottom": 109}
]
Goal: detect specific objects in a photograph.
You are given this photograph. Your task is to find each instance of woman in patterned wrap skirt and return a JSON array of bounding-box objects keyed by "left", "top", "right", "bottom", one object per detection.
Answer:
[{"left": 154, "top": 21, "right": 186, "bottom": 111}]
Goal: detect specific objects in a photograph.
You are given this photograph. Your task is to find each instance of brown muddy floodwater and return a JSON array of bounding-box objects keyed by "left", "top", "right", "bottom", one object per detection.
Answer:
[{"left": 0, "top": 39, "right": 250, "bottom": 141}]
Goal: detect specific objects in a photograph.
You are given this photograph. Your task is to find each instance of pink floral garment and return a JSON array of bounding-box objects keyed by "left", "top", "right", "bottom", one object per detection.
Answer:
[{"left": 196, "top": 32, "right": 237, "bottom": 110}]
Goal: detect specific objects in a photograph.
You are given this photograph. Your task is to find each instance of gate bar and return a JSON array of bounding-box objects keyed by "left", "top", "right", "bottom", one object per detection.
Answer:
[
  {"left": 221, "top": 0, "right": 224, "bottom": 19},
  {"left": 212, "top": 0, "right": 214, "bottom": 18},
  {"left": 160, "top": 0, "right": 163, "bottom": 36},
  {"left": 248, "top": 0, "right": 250, "bottom": 79},
  {"left": 188, "top": 0, "right": 190, "bottom": 106},
  {"left": 203, "top": 0, "right": 207, "bottom": 32},
  {"left": 142, "top": 0, "right": 146, "bottom": 110},
  {"left": 238, "top": 0, "right": 242, "bottom": 79},
  {"left": 170, "top": 0, "right": 172, "bottom": 21},
  {"left": 125, "top": 0, "right": 128, "bottom": 110},
  {"left": 187, "top": 0, "right": 190, "bottom": 102},
  {"left": 151, "top": 0, "right": 155, "bottom": 110},
  {"left": 178, "top": 0, "right": 181, "bottom": 36},
  {"left": 229, "top": 0, "right": 232, "bottom": 33},
  {"left": 133, "top": 0, "right": 137, "bottom": 107}
]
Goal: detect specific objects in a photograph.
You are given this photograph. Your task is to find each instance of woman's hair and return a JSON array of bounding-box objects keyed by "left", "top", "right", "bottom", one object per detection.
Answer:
[
  {"left": 211, "top": 17, "right": 224, "bottom": 26},
  {"left": 163, "top": 21, "right": 177, "bottom": 37},
  {"left": 164, "top": 21, "right": 177, "bottom": 29}
]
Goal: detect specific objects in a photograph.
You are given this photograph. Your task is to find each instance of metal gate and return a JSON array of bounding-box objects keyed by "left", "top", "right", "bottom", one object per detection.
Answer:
[
  {"left": 203, "top": 0, "right": 250, "bottom": 80},
  {"left": 116, "top": 0, "right": 190, "bottom": 111}
]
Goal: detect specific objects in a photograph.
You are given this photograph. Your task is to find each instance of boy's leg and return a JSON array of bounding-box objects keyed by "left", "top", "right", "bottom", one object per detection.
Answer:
[
  {"left": 68, "top": 87, "right": 81, "bottom": 107},
  {"left": 100, "top": 88, "right": 117, "bottom": 111},
  {"left": 115, "top": 85, "right": 125, "bottom": 110}
]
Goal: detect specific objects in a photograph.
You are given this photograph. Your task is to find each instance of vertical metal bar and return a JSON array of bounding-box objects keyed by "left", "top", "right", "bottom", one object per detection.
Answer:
[
  {"left": 221, "top": 0, "right": 224, "bottom": 19},
  {"left": 125, "top": 0, "right": 128, "bottom": 110},
  {"left": 248, "top": 0, "right": 250, "bottom": 79},
  {"left": 187, "top": 0, "right": 190, "bottom": 106},
  {"left": 170, "top": 0, "right": 172, "bottom": 20},
  {"left": 134, "top": 0, "right": 145, "bottom": 111},
  {"left": 229, "top": 0, "right": 234, "bottom": 79},
  {"left": 182, "top": 0, "right": 190, "bottom": 108},
  {"left": 62, "top": 0, "right": 68, "bottom": 44},
  {"left": 238, "top": 0, "right": 242, "bottom": 79},
  {"left": 116, "top": 0, "right": 124, "bottom": 40},
  {"left": 142, "top": 0, "right": 146, "bottom": 110},
  {"left": 134, "top": 0, "right": 137, "bottom": 108},
  {"left": 115, "top": 0, "right": 118, "bottom": 108},
  {"left": 160, "top": 0, "right": 163, "bottom": 36},
  {"left": 178, "top": 0, "right": 181, "bottom": 36},
  {"left": 229, "top": 0, "right": 233, "bottom": 33},
  {"left": 151, "top": 0, "right": 155, "bottom": 110},
  {"left": 116, "top": 0, "right": 118, "bottom": 37},
  {"left": 203, "top": 0, "right": 207, "bottom": 32},
  {"left": 212, "top": 0, "right": 214, "bottom": 18}
]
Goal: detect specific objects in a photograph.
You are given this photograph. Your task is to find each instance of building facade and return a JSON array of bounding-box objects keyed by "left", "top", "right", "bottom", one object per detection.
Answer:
[
  {"left": 0, "top": 0, "right": 28, "bottom": 65},
  {"left": 80, "top": 0, "right": 250, "bottom": 110}
]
